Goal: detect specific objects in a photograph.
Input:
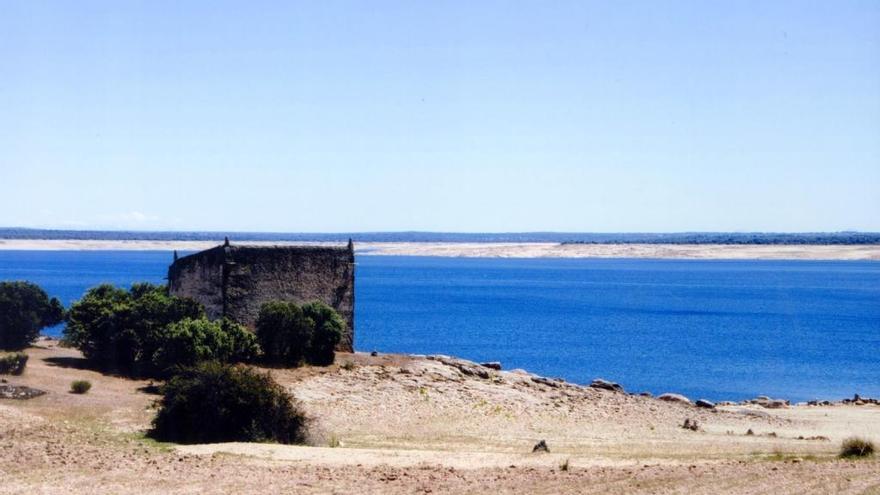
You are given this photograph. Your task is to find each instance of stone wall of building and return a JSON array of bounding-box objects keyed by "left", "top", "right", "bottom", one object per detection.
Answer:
[{"left": 167, "top": 242, "right": 355, "bottom": 352}]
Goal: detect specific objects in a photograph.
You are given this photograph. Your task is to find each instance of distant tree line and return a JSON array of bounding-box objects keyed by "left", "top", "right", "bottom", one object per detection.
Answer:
[
  {"left": 4, "top": 228, "right": 879, "bottom": 244},
  {"left": 561, "top": 232, "right": 880, "bottom": 245}
]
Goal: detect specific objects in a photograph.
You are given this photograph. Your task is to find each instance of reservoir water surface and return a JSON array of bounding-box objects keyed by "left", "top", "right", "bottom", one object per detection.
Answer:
[{"left": 1, "top": 250, "right": 877, "bottom": 402}]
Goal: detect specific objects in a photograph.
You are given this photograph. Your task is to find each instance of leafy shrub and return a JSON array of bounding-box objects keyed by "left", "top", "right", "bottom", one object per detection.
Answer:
[
  {"left": 256, "top": 301, "right": 344, "bottom": 367},
  {"left": 149, "top": 362, "right": 308, "bottom": 444},
  {"left": 256, "top": 302, "right": 311, "bottom": 366},
  {"left": 70, "top": 380, "right": 92, "bottom": 394},
  {"left": 150, "top": 318, "right": 260, "bottom": 376},
  {"left": 301, "top": 302, "right": 344, "bottom": 366},
  {"left": 0, "top": 281, "right": 64, "bottom": 350},
  {"left": 840, "top": 437, "right": 875, "bottom": 458},
  {"left": 0, "top": 352, "right": 29, "bottom": 375},
  {"left": 64, "top": 283, "right": 204, "bottom": 375}
]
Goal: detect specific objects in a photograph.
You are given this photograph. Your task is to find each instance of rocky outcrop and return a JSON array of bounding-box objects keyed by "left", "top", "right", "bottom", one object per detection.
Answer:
[
  {"left": 0, "top": 384, "right": 46, "bottom": 400},
  {"left": 428, "top": 355, "right": 493, "bottom": 379},
  {"left": 657, "top": 393, "right": 692, "bottom": 405},
  {"left": 743, "top": 396, "right": 789, "bottom": 409},
  {"left": 589, "top": 378, "right": 624, "bottom": 393}
]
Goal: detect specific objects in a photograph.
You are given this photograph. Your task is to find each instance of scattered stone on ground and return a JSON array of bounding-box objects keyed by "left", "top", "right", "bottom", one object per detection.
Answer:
[
  {"left": 682, "top": 418, "right": 700, "bottom": 431},
  {"left": 428, "top": 355, "right": 493, "bottom": 379},
  {"left": 0, "top": 384, "right": 46, "bottom": 400},
  {"left": 744, "top": 396, "right": 791, "bottom": 409},
  {"left": 589, "top": 378, "right": 624, "bottom": 393},
  {"left": 532, "top": 440, "right": 549, "bottom": 453},
  {"left": 658, "top": 393, "right": 692, "bottom": 405},
  {"left": 696, "top": 399, "right": 716, "bottom": 409}
]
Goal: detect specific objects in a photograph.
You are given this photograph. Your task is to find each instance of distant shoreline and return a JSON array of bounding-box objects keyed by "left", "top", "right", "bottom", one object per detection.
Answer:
[
  {"left": 2, "top": 229, "right": 879, "bottom": 245},
  {"left": 1, "top": 239, "right": 879, "bottom": 260}
]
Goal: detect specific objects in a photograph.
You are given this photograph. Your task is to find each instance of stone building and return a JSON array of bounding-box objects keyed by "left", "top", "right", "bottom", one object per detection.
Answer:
[{"left": 167, "top": 239, "right": 355, "bottom": 352}]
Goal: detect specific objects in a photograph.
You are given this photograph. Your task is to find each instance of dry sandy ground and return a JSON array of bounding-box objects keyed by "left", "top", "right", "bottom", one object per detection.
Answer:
[
  {"left": 2, "top": 342, "right": 879, "bottom": 494},
  {"left": 2, "top": 239, "right": 879, "bottom": 260}
]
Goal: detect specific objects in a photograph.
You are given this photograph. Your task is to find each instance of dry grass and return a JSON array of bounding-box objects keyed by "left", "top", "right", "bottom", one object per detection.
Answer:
[
  {"left": 1, "top": 342, "right": 879, "bottom": 494},
  {"left": 840, "top": 437, "right": 875, "bottom": 458}
]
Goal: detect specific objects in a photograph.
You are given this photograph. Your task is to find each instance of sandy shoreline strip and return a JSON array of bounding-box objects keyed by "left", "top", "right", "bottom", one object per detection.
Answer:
[{"left": 0, "top": 239, "right": 879, "bottom": 260}]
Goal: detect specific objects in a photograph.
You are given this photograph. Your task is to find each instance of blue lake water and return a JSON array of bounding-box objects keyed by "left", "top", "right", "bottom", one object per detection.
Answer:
[{"left": 1, "top": 250, "right": 878, "bottom": 402}]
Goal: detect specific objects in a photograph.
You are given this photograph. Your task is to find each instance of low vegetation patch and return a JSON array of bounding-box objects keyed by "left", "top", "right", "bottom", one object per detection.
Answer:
[
  {"left": 0, "top": 281, "right": 64, "bottom": 350},
  {"left": 64, "top": 283, "right": 205, "bottom": 375},
  {"left": 840, "top": 437, "right": 875, "bottom": 458},
  {"left": 150, "top": 318, "right": 260, "bottom": 377},
  {"left": 256, "top": 301, "right": 344, "bottom": 367},
  {"left": 149, "top": 362, "right": 308, "bottom": 444},
  {"left": 64, "top": 283, "right": 260, "bottom": 377},
  {"left": 64, "top": 283, "right": 344, "bottom": 377},
  {"left": 0, "top": 352, "right": 29, "bottom": 375},
  {"left": 70, "top": 380, "right": 92, "bottom": 394}
]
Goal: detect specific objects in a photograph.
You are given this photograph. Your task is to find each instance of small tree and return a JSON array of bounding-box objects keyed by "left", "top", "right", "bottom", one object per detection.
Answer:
[
  {"left": 150, "top": 362, "right": 308, "bottom": 444},
  {"left": 150, "top": 318, "right": 259, "bottom": 375},
  {"left": 0, "top": 281, "right": 64, "bottom": 350},
  {"left": 302, "top": 301, "right": 344, "bottom": 366},
  {"left": 64, "top": 283, "right": 204, "bottom": 375},
  {"left": 256, "top": 301, "right": 313, "bottom": 366},
  {"left": 0, "top": 352, "right": 29, "bottom": 375}
]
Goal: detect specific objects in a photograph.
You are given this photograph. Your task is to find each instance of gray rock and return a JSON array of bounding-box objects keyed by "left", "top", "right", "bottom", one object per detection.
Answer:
[
  {"left": 532, "top": 440, "right": 549, "bottom": 453},
  {"left": 590, "top": 378, "right": 624, "bottom": 393},
  {"left": 0, "top": 384, "right": 46, "bottom": 400},
  {"left": 695, "top": 399, "right": 716, "bottom": 409},
  {"left": 431, "top": 355, "right": 492, "bottom": 379},
  {"left": 531, "top": 376, "right": 560, "bottom": 388},
  {"left": 480, "top": 362, "right": 502, "bottom": 370},
  {"left": 657, "top": 393, "right": 692, "bottom": 405}
]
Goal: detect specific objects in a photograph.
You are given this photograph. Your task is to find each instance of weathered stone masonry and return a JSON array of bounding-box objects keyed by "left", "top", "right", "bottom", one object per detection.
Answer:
[{"left": 168, "top": 240, "right": 355, "bottom": 352}]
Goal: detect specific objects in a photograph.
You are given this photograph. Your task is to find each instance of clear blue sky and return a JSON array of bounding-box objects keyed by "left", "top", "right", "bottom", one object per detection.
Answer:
[{"left": 1, "top": 1, "right": 878, "bottom": 232}]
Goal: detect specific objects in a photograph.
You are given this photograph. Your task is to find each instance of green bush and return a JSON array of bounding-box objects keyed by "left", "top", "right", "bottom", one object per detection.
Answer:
[
  {"left": 301, "top": 302, "right": 344, "bottom": 366},
  {"left": 64, "top": 283, "right": 204, "bottom": 375},
  {"left": 0, "top": 352, "right": 29, "bottom": 375},
  {"left": 840, "top": 437, "right": 875, "bottom": 458},
  {"left": 256, "top": 301, "right": 344, "bottom": 367},
  {"left": 150, "top": 318, "right": 260, "bottom": 376},
  {"left": 149, "top": 362, "right": 308, "bottom": 444},
  {"left": 70, "top": 380, "right": 92, "bottom": 394},
  {"left": 0, "top": 281, "right": 64, "bottom": 350},
  {"left": 256, "top": 302, "right": 311, "bottom": 366}
]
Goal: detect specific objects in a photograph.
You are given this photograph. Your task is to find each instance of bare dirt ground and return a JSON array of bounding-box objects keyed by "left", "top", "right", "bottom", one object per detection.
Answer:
[
  {"left": 2, "top": 342, "right": 879, "bottom": 494},
  {"left": 2, "top": 239, "right": 879, "bottom": 260}
]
